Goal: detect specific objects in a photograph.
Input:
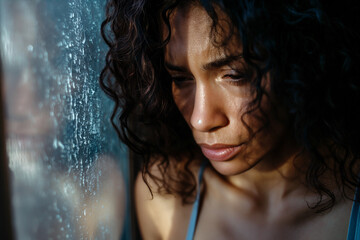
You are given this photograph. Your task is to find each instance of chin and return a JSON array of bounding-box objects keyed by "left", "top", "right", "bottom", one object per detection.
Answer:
[{"left": 209, "top": 160, "right": 256, "bottom": 176}]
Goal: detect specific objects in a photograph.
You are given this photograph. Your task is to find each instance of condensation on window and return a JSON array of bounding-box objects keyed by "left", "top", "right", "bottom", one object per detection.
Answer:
[{"left": 0, "top": 0, "right": 128, "bottom": 239}]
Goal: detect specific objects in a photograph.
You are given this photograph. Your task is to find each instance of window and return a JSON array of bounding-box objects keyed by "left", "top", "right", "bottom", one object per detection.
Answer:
[{"left": 0, "top": 0, "right": 129, "bottom": 239}]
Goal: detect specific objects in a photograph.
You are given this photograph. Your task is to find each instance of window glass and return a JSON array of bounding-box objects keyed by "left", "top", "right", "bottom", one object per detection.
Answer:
[{"left": 0, "top": 0, "right": 128, "bottom": 239}]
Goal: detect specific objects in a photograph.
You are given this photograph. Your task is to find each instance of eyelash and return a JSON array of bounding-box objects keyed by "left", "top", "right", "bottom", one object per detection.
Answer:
[
  {"left": 170, "top": 72, "right": 249, "bottom": 86},
  {"left": 171, "top": 76, "right": 193, "bottom": 85},
  {"left": 222, "top": 73, "right": 249, "bottom": 86}
]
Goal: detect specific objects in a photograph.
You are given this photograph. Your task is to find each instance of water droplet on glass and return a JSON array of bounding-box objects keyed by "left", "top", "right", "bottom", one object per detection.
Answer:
[{"left": 27, "top": 45, "right": 33, "bottom": 52}]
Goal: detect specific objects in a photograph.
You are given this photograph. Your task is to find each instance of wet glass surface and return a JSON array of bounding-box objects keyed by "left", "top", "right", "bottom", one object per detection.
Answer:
[{"left": 0, "top": 0, "right": 128, "bottom": 239}]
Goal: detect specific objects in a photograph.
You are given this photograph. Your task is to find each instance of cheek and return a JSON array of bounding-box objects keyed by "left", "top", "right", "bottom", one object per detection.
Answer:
[{"left": 172, "top": 82, "right": 195, "bottom": 123}]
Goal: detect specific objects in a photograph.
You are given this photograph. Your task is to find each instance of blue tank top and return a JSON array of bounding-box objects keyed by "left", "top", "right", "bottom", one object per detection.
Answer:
[
  {"left": 185, "top": 164, "right": 360, "bottom": 240},
  {"left": 348, "top": 188, "right": 360, "bottom": 240},
  {"left": 185, "top": 161, "right": 207, "bottom": 240}
]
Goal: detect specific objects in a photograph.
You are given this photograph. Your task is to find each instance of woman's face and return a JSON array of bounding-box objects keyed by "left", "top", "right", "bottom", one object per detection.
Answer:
[{"left": 165, "top": 4, "right": 295, "bottom": 176}]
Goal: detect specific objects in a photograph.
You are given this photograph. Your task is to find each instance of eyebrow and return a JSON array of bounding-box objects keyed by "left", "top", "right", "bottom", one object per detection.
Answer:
[
  {"left": 164, "top": 54, "right": 243, "bottom": 72},
  {"left": 202, "top": 54, "right": 243, "bottom": 70}
]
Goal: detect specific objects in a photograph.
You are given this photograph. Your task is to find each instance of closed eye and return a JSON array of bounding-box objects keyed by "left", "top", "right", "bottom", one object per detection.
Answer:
[
  {"left": 171, "top": 76, "right": 194, "bottom": 86},
  {"left": 222, "top": 73, "right": 250, "bottom": 86}
]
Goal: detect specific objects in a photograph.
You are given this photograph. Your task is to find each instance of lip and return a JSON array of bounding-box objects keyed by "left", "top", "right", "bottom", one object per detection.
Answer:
[{"left": 199, "top": 143, "right": 244, "bottom": 162}]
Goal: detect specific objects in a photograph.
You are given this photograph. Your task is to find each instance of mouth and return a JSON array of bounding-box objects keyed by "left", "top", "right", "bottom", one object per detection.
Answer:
[{"left": 199, "top": 143, "right": 244, "bottom": 162}]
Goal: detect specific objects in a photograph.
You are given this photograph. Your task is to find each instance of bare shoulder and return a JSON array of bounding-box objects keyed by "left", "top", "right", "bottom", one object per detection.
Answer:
[
  {"left": 135, "top": 171, "right": 162, "bottom": 240},
  {"left": 135, "top": 157, "right": 200, "bottom": 240},
  {"left": 135, "top": 172, "right": 179, "bottom": 239}
]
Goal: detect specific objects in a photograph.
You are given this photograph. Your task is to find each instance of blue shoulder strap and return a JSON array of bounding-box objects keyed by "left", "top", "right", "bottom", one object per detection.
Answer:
[
  {"left": 347, "top": 187, "right": 360, "bottom": 240},
  {"left": 185, "top": 161, "right": 207, "bottom": 240}
]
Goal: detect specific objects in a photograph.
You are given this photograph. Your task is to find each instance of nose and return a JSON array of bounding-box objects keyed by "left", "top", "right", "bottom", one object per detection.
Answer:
[{"left": 190, "top": 82, "right": 229, "bottom": 132}]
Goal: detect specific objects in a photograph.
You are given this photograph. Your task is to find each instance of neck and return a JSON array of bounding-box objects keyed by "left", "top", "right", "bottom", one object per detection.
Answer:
[{"left": 225, "top": 139, "right": 310, "bottom": 202}]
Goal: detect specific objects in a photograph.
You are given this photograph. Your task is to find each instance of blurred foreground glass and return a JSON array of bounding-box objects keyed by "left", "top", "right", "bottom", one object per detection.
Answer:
[{"left": 0, "top": 0, "right": 128, "bottom": 239}]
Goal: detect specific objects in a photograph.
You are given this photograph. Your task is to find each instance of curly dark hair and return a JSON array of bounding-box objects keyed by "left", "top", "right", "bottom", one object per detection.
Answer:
[{"left": 100, "top": 0, "right": 360, "bottom": 212}]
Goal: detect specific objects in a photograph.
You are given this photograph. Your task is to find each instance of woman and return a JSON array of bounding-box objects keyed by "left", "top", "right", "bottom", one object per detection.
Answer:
[{"left": 101, "top": 0, "right": 360, "bottom": 239}]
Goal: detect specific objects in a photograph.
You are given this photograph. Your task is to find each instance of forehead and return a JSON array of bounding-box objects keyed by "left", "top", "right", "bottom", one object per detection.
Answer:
[{"left": 165, "top": 4, "right": 240, "bottom": 64}]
